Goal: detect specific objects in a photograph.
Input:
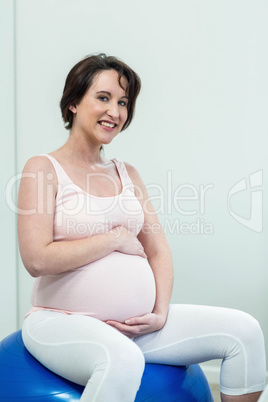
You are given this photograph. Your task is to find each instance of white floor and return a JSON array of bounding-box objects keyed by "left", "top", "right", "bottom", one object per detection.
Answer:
[{"left": 210, "top": 383, "right": 220, "bottom": 402}]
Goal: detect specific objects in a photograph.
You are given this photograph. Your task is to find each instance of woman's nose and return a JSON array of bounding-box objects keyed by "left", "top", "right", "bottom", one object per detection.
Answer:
[{"left": 107, "top": 102, "right": 119, "bottom": 119}]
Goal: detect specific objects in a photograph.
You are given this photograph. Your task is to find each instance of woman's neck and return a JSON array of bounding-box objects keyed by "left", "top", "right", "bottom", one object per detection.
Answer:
[{"left": 56, "top": 132, "right": 105, "bottom": 167}]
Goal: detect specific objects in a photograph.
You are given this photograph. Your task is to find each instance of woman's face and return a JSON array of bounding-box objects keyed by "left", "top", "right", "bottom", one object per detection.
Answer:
[{"left": 69, "top": 69, "right": 129, "bottom": 146}]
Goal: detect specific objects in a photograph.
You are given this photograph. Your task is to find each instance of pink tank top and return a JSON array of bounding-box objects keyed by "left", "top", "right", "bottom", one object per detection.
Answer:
[{"left": 28, "top": 155, "right": 156, "bottom": 322}]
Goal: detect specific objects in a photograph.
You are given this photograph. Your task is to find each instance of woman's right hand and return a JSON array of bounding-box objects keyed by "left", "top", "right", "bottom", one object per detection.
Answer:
[{"left": 110, "top": 226, "right": 147, "bottom": 258}]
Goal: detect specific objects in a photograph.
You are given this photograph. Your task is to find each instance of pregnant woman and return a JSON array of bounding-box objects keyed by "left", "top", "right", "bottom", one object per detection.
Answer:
[{"left": 18, "top": 54, "right": 266, "bottom": 401}]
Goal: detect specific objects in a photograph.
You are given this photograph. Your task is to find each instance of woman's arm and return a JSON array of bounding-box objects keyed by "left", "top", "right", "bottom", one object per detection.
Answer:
[
  {"left": 133, "top": 163, "right": 174, "bottom": 322},
  {"left": 106, "top": 163, "right": 174, "bottom": 337},
  {"left": 17, "top": 156, "right": 146, "bottom": 277}
]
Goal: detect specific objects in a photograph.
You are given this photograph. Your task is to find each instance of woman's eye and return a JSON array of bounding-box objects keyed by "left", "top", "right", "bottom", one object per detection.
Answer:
[
  {"left": 119, "top": 100, "right": 127, "bottom": 107},
  {"left": 99, "top": 96, "right": 109, "bottom": 101}
]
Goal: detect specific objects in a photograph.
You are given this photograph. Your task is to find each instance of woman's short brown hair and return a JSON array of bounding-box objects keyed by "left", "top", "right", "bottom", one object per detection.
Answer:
[{"left": 60, "top": 54, "right": 141, "bottom": 131}]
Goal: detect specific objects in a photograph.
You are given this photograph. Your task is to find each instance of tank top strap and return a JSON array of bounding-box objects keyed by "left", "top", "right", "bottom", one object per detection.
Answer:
[
  {"left": 112, "top": 158, "right": 134, "bottom": 191},
  {"left": 40, "top": 154, "right": 72, "bottom": 186}
]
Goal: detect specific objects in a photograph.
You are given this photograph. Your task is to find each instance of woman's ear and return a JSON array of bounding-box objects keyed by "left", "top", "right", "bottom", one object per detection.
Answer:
[{"left": 69, "top": 105, "right": 77, "bottom": 113}]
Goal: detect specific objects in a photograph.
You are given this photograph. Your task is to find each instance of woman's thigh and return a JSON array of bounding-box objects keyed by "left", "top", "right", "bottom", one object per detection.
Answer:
[
  {"left": 134, "top": 304, "right": 263, "bottom": 363},
  {"left": 22, "top": 311, "right": 144, "bottom": 387},
  {"left": 134, "top": 304, "right": 266, "bottom": 395}
]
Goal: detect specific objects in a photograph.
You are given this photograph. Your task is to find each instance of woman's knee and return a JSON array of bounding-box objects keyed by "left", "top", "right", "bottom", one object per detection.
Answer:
[
  {"left": 240, "top": 313, "right": 266, "bottom": 373},
  {"left": 111, "top": 339, "right": 145, "bottom": 381},
  {"left": 234, "top": 311, "right": 265, "bottom": 349}
]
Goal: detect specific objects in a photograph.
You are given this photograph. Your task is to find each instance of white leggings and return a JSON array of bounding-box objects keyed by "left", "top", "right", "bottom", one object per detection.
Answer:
[{"left": 22, "top": 304, "right": 266, "bottom": 401}]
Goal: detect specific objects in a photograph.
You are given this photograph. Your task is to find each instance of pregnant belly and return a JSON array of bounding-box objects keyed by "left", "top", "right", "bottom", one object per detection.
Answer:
[{"left": 32, "top": 252, "right": 156, "bottom": 322}]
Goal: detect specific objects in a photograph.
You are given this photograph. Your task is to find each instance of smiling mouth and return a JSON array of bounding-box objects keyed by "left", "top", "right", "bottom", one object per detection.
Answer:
[{"left": 99, "top": 121, "right": 117, "bottom": 128}]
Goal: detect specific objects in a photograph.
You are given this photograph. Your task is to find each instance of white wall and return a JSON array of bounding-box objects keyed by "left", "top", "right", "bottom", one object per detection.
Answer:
[
  {"left": 0, "top": 0, "right": 17, "bottom": 340},
  {"left": 1, "top": 0, "right": 268, "bottom": 379}
]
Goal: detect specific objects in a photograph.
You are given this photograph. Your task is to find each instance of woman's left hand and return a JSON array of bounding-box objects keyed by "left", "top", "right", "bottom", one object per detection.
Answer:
[{"left": 106, "top": 312, "right": 166, "bottom": 338}]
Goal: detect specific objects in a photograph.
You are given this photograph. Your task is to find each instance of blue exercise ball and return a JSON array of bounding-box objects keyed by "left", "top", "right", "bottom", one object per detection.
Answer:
[{"left": 0, "top": 330, "right": 213, "bottom": 401}]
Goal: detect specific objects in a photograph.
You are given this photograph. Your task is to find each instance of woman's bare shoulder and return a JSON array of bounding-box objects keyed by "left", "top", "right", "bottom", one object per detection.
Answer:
[
  {"left": 123, "top": 161, "right": 147, "bottom": 194},
  {"left": 22, "top": 155, "right": 54, "bottom": 173},
  {"left": 123, "top": 161, "right": 141, "bottom": 179}
]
